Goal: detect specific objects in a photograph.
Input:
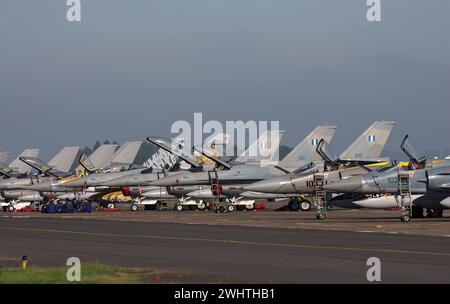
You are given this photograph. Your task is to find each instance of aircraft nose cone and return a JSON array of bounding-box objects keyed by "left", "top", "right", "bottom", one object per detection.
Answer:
[{"left": 323, "top": 176, "right": 364, "bottom": 193}]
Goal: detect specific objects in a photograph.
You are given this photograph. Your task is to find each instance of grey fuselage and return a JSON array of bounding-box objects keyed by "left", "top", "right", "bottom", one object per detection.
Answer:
[{"left": 324, "top": 163, "right": 450, "bottom": 195}]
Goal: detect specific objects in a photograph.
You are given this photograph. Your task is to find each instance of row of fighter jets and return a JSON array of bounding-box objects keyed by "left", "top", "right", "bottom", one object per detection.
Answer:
[{"left": 1, "top": 121, "right": 449, "bottom": 221}]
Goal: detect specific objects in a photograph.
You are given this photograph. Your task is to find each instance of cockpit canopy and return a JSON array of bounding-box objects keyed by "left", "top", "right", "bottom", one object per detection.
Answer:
[{"left": 292, "top": 162, "right": 317, "bottom": 175}]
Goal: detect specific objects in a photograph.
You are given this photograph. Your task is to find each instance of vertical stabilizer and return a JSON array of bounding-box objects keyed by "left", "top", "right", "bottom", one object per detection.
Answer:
[
  {"left": 9, "top": 148, "right": 40, "bottom": 174},
  {"left": 281, "top": 125, "right": 337, "bottom": 164},
  {"left": 110, "top": 141, "right": 143, "bottom": 165},
  {"left": 48, "top": 147, "right": 81, "bottom": 173},
  {"left": 339, "top": 121, "right": 395, "bottom": 160},
  {"left": 235, "top": 130, "right": 285, "bottom": 164}
]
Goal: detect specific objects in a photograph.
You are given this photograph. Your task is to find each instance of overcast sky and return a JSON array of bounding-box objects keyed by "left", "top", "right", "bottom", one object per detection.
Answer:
[{"left": 1, "top": 0, "right": 449, "bottom": 160}]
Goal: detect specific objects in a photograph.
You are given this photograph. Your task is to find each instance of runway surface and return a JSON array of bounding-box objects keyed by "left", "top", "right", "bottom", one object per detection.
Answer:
[{"left": 1, "top": 214, "right": 450, "bottom": 283}]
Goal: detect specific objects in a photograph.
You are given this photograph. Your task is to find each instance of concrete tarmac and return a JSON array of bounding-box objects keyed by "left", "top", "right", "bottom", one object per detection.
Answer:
[{"left": 1, "top": 211, "right": 450, "bottom": 283}]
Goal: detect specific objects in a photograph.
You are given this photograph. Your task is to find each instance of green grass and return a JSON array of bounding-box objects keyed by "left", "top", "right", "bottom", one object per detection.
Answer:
[{"left": 0, "top": 263, "right": 146, "bottom": 284}]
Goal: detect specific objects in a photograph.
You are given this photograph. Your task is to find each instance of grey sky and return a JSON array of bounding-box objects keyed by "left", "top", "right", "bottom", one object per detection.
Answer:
[{"left": 1, "top": 0, "right": 449, "bottom": 160}]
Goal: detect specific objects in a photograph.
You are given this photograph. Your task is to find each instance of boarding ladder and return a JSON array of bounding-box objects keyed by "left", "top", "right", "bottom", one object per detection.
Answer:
[
  {"left": 208, "top": 170, "right": 221, "bottom": 212},
  {"left": 312, "top": 173, "right": 327, "bottom": 220},
  {"left": 156, "top": 172, "right": 169, "bottom": 210},
  {"left": 397, "top": 171, "right": 412, "bottom": 222}
]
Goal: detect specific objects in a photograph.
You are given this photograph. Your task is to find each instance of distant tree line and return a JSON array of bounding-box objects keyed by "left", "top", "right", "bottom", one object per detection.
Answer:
[{"left": 82, "top": 140, "right": 119, "bottom": 156}]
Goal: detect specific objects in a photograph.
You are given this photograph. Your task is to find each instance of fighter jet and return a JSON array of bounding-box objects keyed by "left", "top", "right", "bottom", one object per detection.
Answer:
[
  {"left": 149, "top": 126, "right": 336, "bottom": 187},
  {"left": 21, "top": 144, "right": 118, "bottom": 193},
  {"left": 105, "top": 129, "right": 285, "bottom": 188},
  {"left": 101, "top": 130, "right": 286, "bottom": 211},
  {"left": 0, "top": 146, "right": 79, "bottom": 191},
  {"left": 180, "top": 126, "right": 336, "bottom": 209},
  {"left": 56, "top": 141, "right": 144, "bottom": 189},
  {"left": 323, "top": 135, "right": 450, "bottom": 221},
  {"left": 0, "top": 148, "right": 40, "bottom": 178},
  {"left": 242, "top": 121, "right": 395, "bottom": 211},
  {"left": 146, "top": 126, "right": 338, "bottom": 211},
  {"left": 0, "top": 146, "right": 80, "bottom": 209}
]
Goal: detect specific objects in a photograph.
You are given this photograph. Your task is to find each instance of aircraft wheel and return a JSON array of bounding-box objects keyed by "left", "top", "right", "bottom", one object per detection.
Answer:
[
  {"left": 227, "top": 204, "right": 235, "bottom": 212},
  {"left": 289, "top": 200, "right": 300, "bottom": 211},
  {"left": 216, "top": 206, "right": 226, "bottom": 213},
  {"left": 245, "top": 203, "right": 255, "bottom": 210},
  {"left": 300, "top": 200, "right": 311, "bottom": 211},
  {"left": 287, "top": 200, "right": 293, "bottom": 210},
  {"left": 401, "top": 214, "right": 411, "bottom": 222},
  {"left": 131, "top": 204, "right": 139, "bottom": 212},
  {"left": 197, "top": 201, "right": 206, "bottom": 210},
  {"left": 175, "top": 204, "right": 183, "bottom": 212},
  {"left": 107, "top": 203, "right": 116, "bottom": 209},
  {"left": 8, "top": 205, "right": 15, "bottom": 212},
  {"left": 316, "top": 213, "right": 326, "bottom": 220},
  {"left": 412, "top": 206, "right": 424, "bottom": 218}
]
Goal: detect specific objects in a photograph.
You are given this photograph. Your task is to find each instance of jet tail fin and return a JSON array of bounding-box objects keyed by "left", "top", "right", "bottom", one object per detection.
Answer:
[
  {"left": 280, "top": 125, "right": 337, "bottom": 165},
  {"left": 339, "top": 121, "right": 395, "bottom": 161},
  {"left": 234, "top": 130, "right": 285, "bottom": 164},
  {"left": 9, "top": 148, "right": 40, "bottom": 174},
  {"left": 109, "top": 142, "right": 142, "bottom": 165},
  {"left": 75, "top": 144, "right": 117, "bottom": 172},
  {"left": 48, "top": 147, "right": 81, "bottom": 173}
]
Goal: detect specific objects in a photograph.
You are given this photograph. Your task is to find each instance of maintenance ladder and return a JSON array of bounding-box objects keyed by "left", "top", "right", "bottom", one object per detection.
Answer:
[
  {"left": 208, "top": 170, "right": 221, "bottom": 212},
  {"left": 313, "top": 173, "right": 327, "bottom": 220},
  {"left": 398, "top": 172, "right": 412, "bottom": 222}
]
